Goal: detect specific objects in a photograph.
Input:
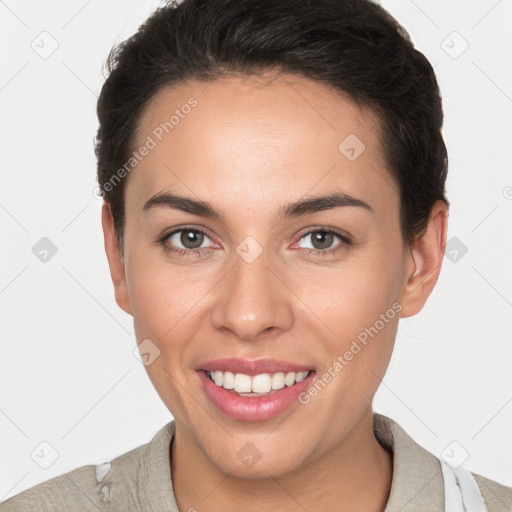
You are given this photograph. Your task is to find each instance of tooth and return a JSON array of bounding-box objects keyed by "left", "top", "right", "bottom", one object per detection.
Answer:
[
  {"left": 213, "top": 370, "right": 223, "bottom": 386},
  {"left": 295, "top": 371, "right": 309, "bottom": 382},
  {"left": 284, "top": 372, "right": 296, "bottom": 387},
  {"left": 271, "top": 372, "right": 285, "bottom": 390},
  {"left": 252, "top": 374, "right": 272, "bottom": 393},
  {"left": 222, "top": 371, "right": 234, "bottom": 389},
  {"left": 208, "top": 369, "right": 311, "bottom": 392},
  {"left": 233, "top": 373, "right": 252, "bottom": 393}
]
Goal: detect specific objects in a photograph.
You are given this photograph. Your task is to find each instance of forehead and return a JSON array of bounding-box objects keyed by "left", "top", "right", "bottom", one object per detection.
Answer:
[{"left": 126, "top": 73, "right": 397, "bottom": 220}]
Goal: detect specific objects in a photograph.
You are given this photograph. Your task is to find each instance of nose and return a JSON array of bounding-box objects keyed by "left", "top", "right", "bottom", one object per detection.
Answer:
[{"left": 211, "top": 248, "right": 294, "bottom": 342}]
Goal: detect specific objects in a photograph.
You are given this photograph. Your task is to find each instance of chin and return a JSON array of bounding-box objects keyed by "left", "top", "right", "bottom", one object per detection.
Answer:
[{"left": 200, "top": 433, "right": 311, "bottom": 480}]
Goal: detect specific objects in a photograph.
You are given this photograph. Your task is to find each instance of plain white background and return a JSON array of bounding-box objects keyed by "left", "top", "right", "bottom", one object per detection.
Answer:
[{"left": 1, "top": 0, "right": 511, "bottom": 501}]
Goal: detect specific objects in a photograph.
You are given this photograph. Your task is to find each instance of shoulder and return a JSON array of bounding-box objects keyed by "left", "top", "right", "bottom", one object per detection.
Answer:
[
  {"left": 0, "top": 463, "right": 104, "bottom": 512},
  {"left": 373, "top": 413, "right": 512, "bottom": 512},
  {"left": 472, "top": 472, "right": 512, "bottom": 511},
  {"left": 0, "top": 421, "right": 176, "bottom": 512}
]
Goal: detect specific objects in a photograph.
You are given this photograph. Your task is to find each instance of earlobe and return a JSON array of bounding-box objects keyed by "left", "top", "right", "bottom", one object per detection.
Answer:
[
  {"left": 101, "top": 202, "right": 133, "bottom": 316},
  {"left": 400, "top": 200, "right": 449, "bottom": 318}
]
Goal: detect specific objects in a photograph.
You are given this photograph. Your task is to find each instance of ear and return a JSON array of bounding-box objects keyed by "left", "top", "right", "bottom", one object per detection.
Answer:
[
  {"left": 400, "top": 200, "right": 449, "bottom": 318},
  {"left": 101, "top": 202, "right": 133, "bottom": 316}
]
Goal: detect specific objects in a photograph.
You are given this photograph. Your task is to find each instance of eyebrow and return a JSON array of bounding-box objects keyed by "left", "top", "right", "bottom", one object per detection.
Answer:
[{"left": 142, "top": 190, "right": 372, "bottom": 220}]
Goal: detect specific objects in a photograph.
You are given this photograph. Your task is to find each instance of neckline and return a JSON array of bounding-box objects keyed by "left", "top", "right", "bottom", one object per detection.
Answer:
[{"left": 148, "top": 413, "right": 444, "bottom": 511}]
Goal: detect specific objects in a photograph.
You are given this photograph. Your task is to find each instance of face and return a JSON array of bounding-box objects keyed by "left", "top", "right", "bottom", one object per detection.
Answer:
[{"left": 103, "top": 73, "right": 442, "bottom": 478}]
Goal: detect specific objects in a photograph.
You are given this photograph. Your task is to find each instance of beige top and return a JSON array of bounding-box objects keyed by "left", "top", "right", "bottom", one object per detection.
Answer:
[{"left": 2, "top": 413, "right": 511, "bottom": 511}]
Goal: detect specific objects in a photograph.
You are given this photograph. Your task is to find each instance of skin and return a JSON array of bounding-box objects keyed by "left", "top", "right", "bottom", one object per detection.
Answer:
[{"left": 102, "top": 72, "right": 448, "bottom": 512}]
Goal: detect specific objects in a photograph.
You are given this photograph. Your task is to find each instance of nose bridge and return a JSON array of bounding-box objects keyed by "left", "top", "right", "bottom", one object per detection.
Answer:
[{"left": 211, "top": 244, "right": 293, "bottom": 341}]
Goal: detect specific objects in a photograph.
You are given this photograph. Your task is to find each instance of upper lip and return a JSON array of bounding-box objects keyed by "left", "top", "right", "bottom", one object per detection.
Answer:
[{"left": 197, "top": 358, "right": 314, "bottom": 376}]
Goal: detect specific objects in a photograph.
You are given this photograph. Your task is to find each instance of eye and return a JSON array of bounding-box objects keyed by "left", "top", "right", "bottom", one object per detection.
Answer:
[
  {"left": 157, "top": 226, "right": 351, "bottom": 258},
  {"left": 295, "top": 228, "right": 351, "bottom": 256},
  {"left": 158, "top": 226, "right": 216, "bottom": 256}
]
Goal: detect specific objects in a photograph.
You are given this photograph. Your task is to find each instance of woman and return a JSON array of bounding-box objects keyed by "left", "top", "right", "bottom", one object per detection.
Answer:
[{"left": 3, "top": 0, "right": 511, "bottom": 510}]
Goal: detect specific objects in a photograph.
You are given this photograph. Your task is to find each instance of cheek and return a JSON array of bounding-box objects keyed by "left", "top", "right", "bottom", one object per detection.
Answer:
[
  {"left": 125, "top": 247, "right": 184, "bottom": 342},
  {"left": 125, "top": 254, "right": 199, "bottom": 414},
  {"left": 302, "top": 262, "right": 401, "bottom": 422},
  {"left": 125, "top": 248, "right": 215, "bottom": 358},
  {"left": 307, "top": 253, "right": 403, "bottom": 333},
  {"left": 301, "top": 244, "right": 404, "bottom": 381}
]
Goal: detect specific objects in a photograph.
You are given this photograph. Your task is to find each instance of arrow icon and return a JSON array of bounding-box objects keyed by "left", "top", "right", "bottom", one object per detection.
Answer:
[
  {"left": 237, "top": 442, "right": 262, "bottom": 468},
  {"left": 31, "top": 441, "right": 59, "bottom": 468},
  {"left": 339, "top": 134, "right": 365, "bottom": 161},
  {"left": 441, "top": 441, "right": 468, "bottom": 469},
  {"left": 445, "top": 237, "right": 468, "bottom": 263},
  {"left": 30, "top": 31, "right": 59, "bottom": 60},
  {"left": 236, "top": 236, "right": 263, "bottom": 263},
  {"left": 32, "top": 237, "right": 58, "bottom": 263},
  {"left": 134, "top": 338, "right": 161, "bottom": 365},
  {"left": 440, "top": 31, "right": 469, "bottom": 60}
]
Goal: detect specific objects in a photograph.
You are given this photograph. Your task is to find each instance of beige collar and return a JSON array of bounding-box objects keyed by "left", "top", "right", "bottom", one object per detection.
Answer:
[
  {"left": 374, "top": 413, "right": 444, "bottom": 512},
  {"left": 133, "top": 413, "right": 445, "bottom": 511}
]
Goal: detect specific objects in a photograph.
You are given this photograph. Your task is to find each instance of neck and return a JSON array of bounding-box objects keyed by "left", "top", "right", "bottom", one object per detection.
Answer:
[{"left": 171, "top": 407, "right": 393, "bottom": 512}]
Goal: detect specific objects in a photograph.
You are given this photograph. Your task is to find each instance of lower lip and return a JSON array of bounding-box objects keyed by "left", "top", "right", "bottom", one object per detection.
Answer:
[{"left": 197, "top": 370, "right": 316, "bottom": 422}]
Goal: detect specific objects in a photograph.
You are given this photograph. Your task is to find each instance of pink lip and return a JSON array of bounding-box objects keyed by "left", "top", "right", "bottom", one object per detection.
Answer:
[
  {"left": 197, "top": 369, "right": 316, "bottom": 422},
  {"left": 197, "top": 357, "right": 313, "bottom": 376}
]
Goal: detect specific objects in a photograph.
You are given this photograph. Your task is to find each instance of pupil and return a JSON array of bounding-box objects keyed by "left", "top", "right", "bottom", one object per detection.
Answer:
[{"left": 312, "top": 231, "right": 333, "bottom": 250}]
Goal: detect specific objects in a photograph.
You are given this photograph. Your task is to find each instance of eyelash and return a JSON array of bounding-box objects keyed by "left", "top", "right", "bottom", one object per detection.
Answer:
[
  {"left": 157, "top": 226, "right": 351, "bottom": 258},
  {"left": 157, "top": 226, "right": 214, "bottom": 258},
  {"left": 292, "top": 227, "right": 352, "bottom": 257}
]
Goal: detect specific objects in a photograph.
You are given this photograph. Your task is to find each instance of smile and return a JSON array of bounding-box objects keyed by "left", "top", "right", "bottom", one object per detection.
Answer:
[
  {"left": 206, "top": 370, "right": 311, "bottom": 396},
  {"left": 196, "top": 358, "right": 317, "bottom": 421}
]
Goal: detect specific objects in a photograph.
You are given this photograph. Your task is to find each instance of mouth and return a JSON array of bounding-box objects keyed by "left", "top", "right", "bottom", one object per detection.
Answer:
[
  {"left": 204, "top": 369, "right": 313, "bottom": 397},
  {"left": 196, "top": 361, "right": 316, "bottom": 422}
]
